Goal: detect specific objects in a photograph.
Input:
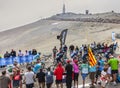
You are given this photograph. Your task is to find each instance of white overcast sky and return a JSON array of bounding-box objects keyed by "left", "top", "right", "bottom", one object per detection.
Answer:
[{"left": 0, "top": 0, "right": 119, "bottom": 30}]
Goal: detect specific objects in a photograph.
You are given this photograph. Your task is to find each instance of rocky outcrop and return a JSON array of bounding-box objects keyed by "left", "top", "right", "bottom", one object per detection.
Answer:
[{"left": 48, "top": 12, "right": 120, "bottom": 24}]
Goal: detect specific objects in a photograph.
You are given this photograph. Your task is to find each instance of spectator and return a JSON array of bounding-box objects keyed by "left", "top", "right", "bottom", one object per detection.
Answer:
[
  {"left": 12, "top": 61, "right": 22, "bottom": 88},
  {"left": 18, "top": 50, "right": 23, "bottom": 56},
  {"left": 65, "top": 60, "right": 73, "bottom": 88},
  {"left": 108, "top": 55, "right": 119, "bottom": 85},
  {"left": 80, "top": 60, "right": 89, "bottom": 88},
  {"left": 106, "top": 64, "right": 112, "bottom": 83},
  {"left": 29, "top": 50, "right": 32, "bottom": 55},
  {"left": 25, "top": 50, "right": 29, "bottom": 56},
  {"left": 12, "top": 61, "right": 20, "bottom": 74},
  {"left": 0, "top": 70, "right": 11, "bottom": 88},
  {"left": 89, "top": 65, "right": 96, "bottom": 88},
  {"left": 46, "top": 67, "right": 54, "bottom": 88},
  {"left": 13, "top": 69, "right": 22, "bottom": 88},
  {"left": 10, "top": 49, "right": 16, "bottom": 57},
  {"left": 69, "top": 45, "right": 75, "bottom": 55},
  {"left": 100, "top": 66, "right": 108, "bottom": 88},
  {"left": 24, "top": 66, "right": 35, "bottom": 88},
  {"left": 95, "top": 56, "right": 105, "bottom": 84},
  {"left": 36, "top": 69, "right": 45, "bottom": 88},
  {"left": 73, "top": 60, "right": 79, "bottom": 88},
  {"left": 33, "top": 59, "right": 42, "bottom": 74},
  {"left": 32, "top": 49, "right": 37, "bottom": 55},
  {"left": 53, "top": 46, "right": 58, "bottom": 60},
  {"left": 4, "top": 51, "right": 10, "bottom": 58},
  {"left": 54, "top": 62, "right": 64, "bottom": 88},
  {"left": 75, "top": 46, "right": 79, "bottom": 54},
  {"left": 109, "top": 44, "right": 114, "bottom": 55}
]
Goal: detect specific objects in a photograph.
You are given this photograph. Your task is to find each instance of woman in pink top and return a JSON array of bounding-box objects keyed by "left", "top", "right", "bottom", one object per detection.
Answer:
[{"left": 73, "top": 60, "right": 79, "bottom": 88}]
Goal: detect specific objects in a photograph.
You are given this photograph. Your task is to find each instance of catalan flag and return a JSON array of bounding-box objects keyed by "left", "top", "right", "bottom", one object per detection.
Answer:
[{"left": 88, "top": 47, "right": 97, "bottom": 67}]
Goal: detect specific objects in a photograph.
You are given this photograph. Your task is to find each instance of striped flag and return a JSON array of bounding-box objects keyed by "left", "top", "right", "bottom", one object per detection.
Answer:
[{"left": 88, "top": 47, "right": 97, "bottom": 67}]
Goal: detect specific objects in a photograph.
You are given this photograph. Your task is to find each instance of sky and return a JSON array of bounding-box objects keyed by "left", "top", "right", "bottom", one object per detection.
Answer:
[{"left": 0, "top": 0, "right": 120, "bottom": 30}]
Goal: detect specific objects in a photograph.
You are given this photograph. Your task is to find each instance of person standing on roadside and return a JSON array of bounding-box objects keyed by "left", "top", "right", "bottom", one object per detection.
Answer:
[
  {"left": 95, "top": 56, "right": 104, "bottom": 84},
  {"left": 89, "top": 65, "right": 96, "bottom": 88},
  {"left": 46, "top": 67, "right": 54, "bottom": 88},
  {"left": 73, "top": 60, "right": 79, "bottom": 88},
  {"left": 36, "top": 69, "right": 45, "bottom": 88},
  {"left": 80, "top": 60, "right": 89, "bottom": 88},
  {"left": 24, "top": 66, "right": 35, "bottom": 88},
  {"left": 108, "top": 54, "right": 119, "bottom": 86},
  {"left": 65, "top": 60, "right": 73, "bottom": 88},
  {"left": 0, "top": 70, "right": 11, "bottom": 88},
  {"left": 53, "top": 46, "right": 58, "bottom": 60},
  {"left": 54, "top": 62, "right": 64, "bottom": 88}
]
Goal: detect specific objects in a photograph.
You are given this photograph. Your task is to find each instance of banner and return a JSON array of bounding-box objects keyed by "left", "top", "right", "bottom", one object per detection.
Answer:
[
  {"left": 0, "top": 55, "right": 35, "bottom": 66},
  {"left": 60, "top": 29, "right": 68, "bottom": 46},
  {"left": 19, "top": 56, "right": 26, "bottom": 63},
  {"left": 13, "top": 57, "right": 20, "bottom": 63},
  {"left": 112, "top": 32, "right": 115, "bottom": 42},
  {"left": 5, "top": 57, "right": 13, "bottom": 65},
  {"left": 0, "top": 58, "right": 6, "bottom": 66},
  {"left": 27, "top": 55, "right": 33, "bottom": 63}
]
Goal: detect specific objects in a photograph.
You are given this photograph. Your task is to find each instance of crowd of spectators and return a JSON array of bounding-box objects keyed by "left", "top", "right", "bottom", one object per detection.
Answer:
[{"left": 0, "top": 41, "right": 120, "bottom": 88}]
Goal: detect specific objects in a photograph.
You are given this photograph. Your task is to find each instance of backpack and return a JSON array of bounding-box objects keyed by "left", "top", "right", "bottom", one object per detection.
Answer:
[{"left": 46, "top": 72, "right": 53, "bottom": 84}]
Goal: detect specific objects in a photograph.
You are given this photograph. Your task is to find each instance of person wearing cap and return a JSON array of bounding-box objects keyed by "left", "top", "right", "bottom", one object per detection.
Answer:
[
  {"left": 54, "top": 62, "right": 64, "bottom": 88},
  {"left": 0, "top": 70, "right": 11, "bottom": 88},
  {"left": 65, "top": 60, "right": 73, "bottom": 88},
  {"left": 73, "top": 59, "right": 79, "bottom": 88},
  {"left": 108, "top": 54, "right": 119, "bottom": 85}
]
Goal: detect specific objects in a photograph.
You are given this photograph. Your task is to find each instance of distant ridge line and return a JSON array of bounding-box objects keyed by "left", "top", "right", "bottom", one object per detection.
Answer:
[{"left": 47, "top": 12, "right": 120, "bottom": 24}]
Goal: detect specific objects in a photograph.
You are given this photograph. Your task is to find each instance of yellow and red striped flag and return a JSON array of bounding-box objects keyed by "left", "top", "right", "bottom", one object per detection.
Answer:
[{"left": 88, "top": 47, "right": 97, "bottom": 67}]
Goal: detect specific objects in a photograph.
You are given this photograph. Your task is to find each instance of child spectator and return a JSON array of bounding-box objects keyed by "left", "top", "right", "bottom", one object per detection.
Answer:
[{"left": 100, "top": 66, "right": 108, "bottom": 88}]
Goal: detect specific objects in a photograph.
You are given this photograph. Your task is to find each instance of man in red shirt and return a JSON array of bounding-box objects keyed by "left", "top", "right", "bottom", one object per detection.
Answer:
[{"left": 54, "top": 62, "right": 64, "bottom": 88}]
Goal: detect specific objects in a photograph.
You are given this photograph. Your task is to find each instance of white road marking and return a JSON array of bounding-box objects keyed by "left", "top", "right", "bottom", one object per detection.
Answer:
[{"left": 51, "top": 22, "right": 60, "bottom": 25}]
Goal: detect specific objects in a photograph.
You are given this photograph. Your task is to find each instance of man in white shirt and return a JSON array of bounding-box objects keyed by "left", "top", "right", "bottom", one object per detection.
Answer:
[
  {"left": 24, "top": 66, "right": 35, "bottom": 88},
  {"left": 18, "top": 50, "right": 23, "bottom": 56}
]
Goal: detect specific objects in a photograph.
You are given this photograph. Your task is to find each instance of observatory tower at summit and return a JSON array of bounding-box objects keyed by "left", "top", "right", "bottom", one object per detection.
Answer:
[{"left": 62, "top": 3, "right": 66, "bottom": 14}]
